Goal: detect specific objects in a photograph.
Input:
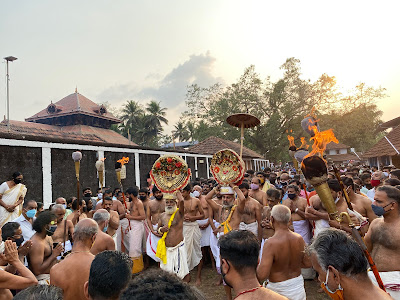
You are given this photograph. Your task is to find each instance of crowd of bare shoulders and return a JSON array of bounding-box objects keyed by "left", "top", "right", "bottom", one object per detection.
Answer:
[{"left": 0, "top": 164, "right": 399, "bottom": 300}]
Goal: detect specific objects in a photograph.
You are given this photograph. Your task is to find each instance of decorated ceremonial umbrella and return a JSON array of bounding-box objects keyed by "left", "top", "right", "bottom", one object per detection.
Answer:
[
  {"left": 210, "top": 149, "right": 245, "bottom": 186},
  {"left": 72, "top": 151, "right": 82, "bottom": 201},
  {"left": 226, "top": 113, "right": 260, "bottom": 158},
  {"left": 150, "top": 155, "right": 191, "bottom": 193},
  {"left": 95, "top": 158, "right": 105, "bottom": 190}
]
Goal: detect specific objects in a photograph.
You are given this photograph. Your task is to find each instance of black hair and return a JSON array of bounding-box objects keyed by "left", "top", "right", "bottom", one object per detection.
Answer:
[
  {"left": 22, "top": 199, "right": 36, "bottom": 209},
  {"left": 113, "top": 188, "right": 120, "bottom": 196},
  {"left": 219, "top": 230, "right": 259, "bottom": 275},
  {"left": 120, "top": 269, "right": 204, "bottom": 300},
  {"left": 287, "top": 184, "right": 300, "bottom": 193},
  {"left": 289, "top": 179, "right": 300, "bottom": 186},
  {"left": 1, "top": 222, "right": 20, "bottom": 241},
  {"left": 37, "top": 202, "right": 44, "bottom": 210},
  {"left": 256, "top": 172, "right": 266, "bottom": 177},
  {"left": 152, "top": 185, "right": 160, "bottom": 194},
  {"left": 267, "top": 188, "right": 281, "bottom": 200},
  {"left": 239, "top": 182, "right": 249, "bottom": 190},
  {"left": 377, "top": 185, "right": 400, "bottom": 209},
  {"left": 327, "top": 179, "right": 341, "bottom": 193},
  {"left": 32, "top": 211, "right": 56, "bottom": 233},
  {"left": 103, "top": 196, "right": 113, "bottom": 202},
  {"left": 385, "top": 178, "right": 400, "bottom": 187},
  {"left": 342, "top": 177, "right": 355, "bottom": 190},
  {"left": 126, "top": 186, "right": 139, "bottom": 197},
  {"left": 139, "top": 187, "right": 149, "bottom": 194},
  {"left": 12, "top": 172, "right": 22, "bottom": 179},
  {"left": 104, "top": 189, "right": 113, "bottom": 195},
  {"left": 246, "top": 169, "right": 255, "bottom": 175},
  {"left": 88, "top": 251, "right": 133, "bottom": 299},
  {"left": 182, "top": 183, "right": 192, "bottom": 192},
  {"left": 13, "top": 285, "right": 63, "bottom": 300},
  {"left": 71, "top": 199, "right": 83, "bottom": 210},
  {"left": 360, "top": 173, "right": 371, "bottom": 182},
  {"left": 83, "top": 187, "right": 91, "bottom": 193},
  {"left": 391, "top": 169, "right": 400, "bottom": 179}
]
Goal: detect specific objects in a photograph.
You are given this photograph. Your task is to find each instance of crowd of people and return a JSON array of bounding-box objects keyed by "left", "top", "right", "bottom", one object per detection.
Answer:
[{"left": 0, "top": 163, "right": 399, "bottom": 300}]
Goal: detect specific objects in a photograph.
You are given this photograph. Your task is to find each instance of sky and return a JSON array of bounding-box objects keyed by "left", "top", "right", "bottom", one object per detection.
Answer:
[{"left": 1, "top": 0, "right": 399, "bottom": 135}]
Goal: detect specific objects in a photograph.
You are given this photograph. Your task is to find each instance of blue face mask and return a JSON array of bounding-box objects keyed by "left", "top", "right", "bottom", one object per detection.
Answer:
[
  {"left": 371, "top": 202, "right": 394, "bottom": 217},
  {"left": 62, "top": 204, "right": 67, "bottom": 209},
  {"left": 103, "top": 225, "right": 108, "bottom": 233},
  {"left": 26, "top": 209, "right": 37, "bottom": 219}
]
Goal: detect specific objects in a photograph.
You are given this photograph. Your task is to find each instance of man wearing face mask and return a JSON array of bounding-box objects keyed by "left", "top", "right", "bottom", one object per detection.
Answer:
[
  {"left": 283, "top": 185, "right": 310, "bottom": 245},
  {"left": 50, "top": 218, "right": 98, "bottom": 300},
  {"left": 220, "top": 230, "right": 286, "bottom": 300},
  {"left": 12, "top": 199, "right": 37, "bottom": 243},
  {"left": 360, "top": 173, "right": 373, "bottom": 196},
  {"left": 0, "top": 172, "right": 27, "bottom": 227},
  {"left": 249, "top": 177, "right": 268, "bottom": 206},
  {"left": 28, "top": 211, "right": 63, "bottom": 284},
  {"left": 91, "top": 209, "right": 115, "bottom": 255},
  {"left": 1, "top": 222, "right": 32, "bottom": 263},
  {"left": 367, "top": 171, "right": 385, "bottom": 201},
  {"left": 257, "top": 205, "right": 310, "bottom": 300},
  {"left": 55, "top": 197, "right": 71, "bottom": 219},
  {"left": 365, "top": 185, "right": 400, "bottom": 299},
  {"left": 256, "top": 172, "right": 272, "bottom": 192},
  {"left": 146, "top": 186, "right": 165, "bottom": 263},
  {"left": 51, "top": 204, "right": 74, "bottom": 258},
  {"left": 308, "top": 228, "right": 391, "bottom": 300}
]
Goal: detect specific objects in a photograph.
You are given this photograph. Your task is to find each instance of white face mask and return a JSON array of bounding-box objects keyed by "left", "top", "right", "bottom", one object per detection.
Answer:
[
  {"left": 334, "top": 196, "right": 340, "bottom": 204},
  {"left": 192, "top": 191, "right": 200, "bottom": 198}
]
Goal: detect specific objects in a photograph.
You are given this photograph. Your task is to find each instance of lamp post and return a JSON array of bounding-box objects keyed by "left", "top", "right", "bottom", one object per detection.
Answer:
[{"left": 4, "top": 56, "right": 18, "bottom": 130}]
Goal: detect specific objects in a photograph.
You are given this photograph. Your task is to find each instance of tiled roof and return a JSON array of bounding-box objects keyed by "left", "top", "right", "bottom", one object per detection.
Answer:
[
  {"left": 363, "top": 125, "right": 400, "bottom": 157},
  {"left": 326, "top": 142, "right": 350, "bottom": 150},
  {"left": 0, "top": 120, "right": 135, "bottom": 146},
  {"left": 188, "top": 136, "right": 264, "bottom": 159},
  {"left": 25, "top": 92, "right": 120, "bottom": 123},
  {"left": 326, "top": 153, "right": 359, "bottom": 162},
  {"left": 380, "top": 116, "right": 400, "bottom": 130}
]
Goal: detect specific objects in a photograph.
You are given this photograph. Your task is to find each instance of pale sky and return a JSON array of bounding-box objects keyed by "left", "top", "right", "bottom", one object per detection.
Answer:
[{"left": 1, "top": 0, "right": 399, "bottom": 135}]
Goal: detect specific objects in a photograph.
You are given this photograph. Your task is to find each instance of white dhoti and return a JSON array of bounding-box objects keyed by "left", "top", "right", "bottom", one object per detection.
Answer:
[
  {"left": 266, "top": 274, "right": 306, "bottom": 300},
  {"left": 160, "top": 239, "right": 189, "bottom": 280},
  {"left": 314, "top": 219, "right": 329, "bottom": 237},
  {"left": 57, "top": 240, "right": 72, "bottom": 260},
  {"left": 36, "top": 274, "right": 50, "bottom": 285},
  {"left": 146, "top": 224, "right": 161, "bottom": 262},
  {"left": 142, "top": 220, "right": 150, "bottom": 252},
  {"left": 197, "top": 219, "right": 211, "bottom": 247},
  {"left": 116, "top": 218, "right": 130, "bottom": 253},
  {"left": 293, "top": 220, "right": 311, "bottom": 245},
  {"left": 239, "top": 221, "right": 258, "bottom": 237},
  {"left": 368, "top": 271, "right": 400, "bottom": 300},
  {"left": 129, "top": 220, "right": 144, "bottom": 258},
  {"left": 210, "top": 221, "right": 221, "bottom": 269},
  {"left": 183, "top": 221, "right": 202, "bottom": 271}
]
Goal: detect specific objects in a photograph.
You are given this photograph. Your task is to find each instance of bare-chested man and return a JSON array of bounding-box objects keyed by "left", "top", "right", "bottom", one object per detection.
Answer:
[
  {"left": 101, "top": 197, "right": 120, "bottom": 249},
  {"left": 91, "top": 209, "right": 115, "bottom": 255},
  {"left": 249, "top": 177, "right": 267, "bottom": 206},
  {"left": 342, "top": 177, "right": 377, "bottom": 233},
  {"left": 193, "top": 184, "right": 213, "bottom": 285},
  {"left": 257, "top": 205, "right": 310, "bottom": 300},
  {"left": 146, "top": 186, "right": 165, "bottom": 262},
  {"left": 95, "top": 189, "right": 125, "bottom": 219},
  {"left": 28, "top": 211, "right": 63, "bottom": 284},
  {"left": 66, "top": 199, "right": 87, "bottom": 226},
  {"left": 125, "top": 187, "right": 145, "bottom": 272},
  {"left": 206, "top": 184, "right": 246, "bottom": 300},
  {"left": 238, "top": 182, "right": 262, "bottom": 242},
  {"left": 260, "top": 189, "right": 281, "bottom": 261},
  {"left": 181, "top": 184, "right": 205, "bottom": 281},
  {"left": 365, "top": 186, "right": 400, "bottom": 299},
  {"left": 51, "top": 204, "right": 74, "bottom": 258},
  {"left": 157, "top": 192, "right": 189, "bottom": 282},
  {"left": 282, "top": 185, "right": 310, "bottom": 245},
  {"left": 50, "top": 219, "right": 98, "bottom": 300}
]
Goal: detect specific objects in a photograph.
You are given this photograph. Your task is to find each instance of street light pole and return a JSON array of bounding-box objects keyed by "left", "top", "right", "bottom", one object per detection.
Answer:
[{"left": 4, "top": 56, "right": 18, "bottom": 130}]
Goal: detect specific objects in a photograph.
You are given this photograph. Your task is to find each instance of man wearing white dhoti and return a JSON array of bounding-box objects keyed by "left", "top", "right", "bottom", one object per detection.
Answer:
[
  {"left": 157, "top": 192, "right": 190, "bottom": 281},
  {"left": 146, "top": 186, "right": 165, "bottom": 262},
  {"left": 257, "top": 205, "right": 309, "bottom": 300},
  {"left": 0, "top": 172, "right": 27, "bottom": 227}
]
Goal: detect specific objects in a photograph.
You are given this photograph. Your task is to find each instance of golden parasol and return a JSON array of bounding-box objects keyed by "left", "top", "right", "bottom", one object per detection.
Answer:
[{"left": 226, "top": 113, "right": 260, "bottom": 157}]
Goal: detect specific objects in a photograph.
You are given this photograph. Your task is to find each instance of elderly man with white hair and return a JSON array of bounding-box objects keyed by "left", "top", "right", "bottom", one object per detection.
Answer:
[
  {"left": 90, "top": 209, "right": 115, "bottom": 255},
  {"left": 51, "top": 204, "right": 74, "bottom": 258},
  {"left": 257, "top": 204, "right": 310, "bottom": 300}
]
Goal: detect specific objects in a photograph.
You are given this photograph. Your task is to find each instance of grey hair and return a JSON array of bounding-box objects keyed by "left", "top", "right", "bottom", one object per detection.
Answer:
[
  {"left": 93, "top": 210, "right": 110, "bottom": 223},
  {"left": 74, "top": 220, "right": 98, "bottom": 242},
  {"left": 271, "top": 204, "right": 291, "bottom": 224},
  {"left": 13, "top": 285, "right": 63, "bottom": 300},
  {"left": 307, "top": 228, "right": 368, "bottom": 277},
  {"left": 51, "top": 204, "right": 65, "bottom": 212}
]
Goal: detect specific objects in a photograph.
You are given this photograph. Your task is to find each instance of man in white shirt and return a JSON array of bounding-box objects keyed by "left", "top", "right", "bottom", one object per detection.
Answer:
[
  {"left": 12, "top": 199, "right": 37, "bottom": 242},
  {"left": 367, "top": 171, "right": 385, "bottom": 201}
]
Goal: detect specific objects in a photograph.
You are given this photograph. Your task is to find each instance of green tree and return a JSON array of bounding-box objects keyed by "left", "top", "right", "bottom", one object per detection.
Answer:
[{"left": 172, "top": 121, "right": 189, "bottom": 142}]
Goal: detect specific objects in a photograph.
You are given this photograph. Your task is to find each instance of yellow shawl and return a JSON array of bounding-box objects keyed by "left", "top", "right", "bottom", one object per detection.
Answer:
[
  {"left": 220, "top": 205, "right": 237, "bottom": 234},
  {"left": 156, "top": 208, "right": 179, "bottom": 264}
]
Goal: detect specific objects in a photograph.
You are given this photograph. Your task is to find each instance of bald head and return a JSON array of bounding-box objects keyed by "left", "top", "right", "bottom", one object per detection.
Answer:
[
  {"left": 74, "top": 219, "right": 98, "bottom": 242},
  {"left": 271, "top": 204, "right": 291, "bottom": 224},
  {"left": 55, "top": 197, "right": 66, "bottom": 205}
]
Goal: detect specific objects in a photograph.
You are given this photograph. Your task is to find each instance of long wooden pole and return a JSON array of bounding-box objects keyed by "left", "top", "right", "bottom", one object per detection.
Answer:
[{"left": 240, "top": 123, "right": 244, "bottom": 158}]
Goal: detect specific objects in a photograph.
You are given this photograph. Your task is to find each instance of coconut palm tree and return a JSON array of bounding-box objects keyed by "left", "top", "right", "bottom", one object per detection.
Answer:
[
  {"left": 146, "top": 101, "right": 168, "bottom": 130},
  {"left": 172, "top": 121, "right": 189, "bottom": 142},
  {"left": 121, "top": 100, "right": 144, "bottom": 128}
]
